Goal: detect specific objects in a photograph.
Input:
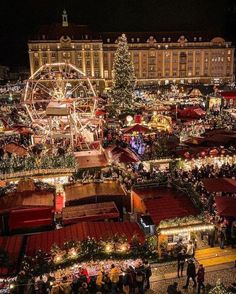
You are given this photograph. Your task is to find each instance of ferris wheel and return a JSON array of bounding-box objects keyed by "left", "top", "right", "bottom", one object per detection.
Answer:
[{"left": 23, "top": 63, "right": 102, "bottom": 151}]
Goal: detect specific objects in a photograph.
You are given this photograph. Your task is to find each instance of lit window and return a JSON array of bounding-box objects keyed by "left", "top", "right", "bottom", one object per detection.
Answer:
[
  {"left": 104, "top": 70, "right": 109, "bottom": 79},
  {"left": 199, "top": 37, "right": 202, "bottom": 41},
  {"left": 131, "top": 38, "right": 134, "bottom": 42},
  {"left": 163, "top": 37, "right": 166, "bottom": 42},
  {"left": 168, "top": 37, "right": 171, "bottom": 42},
  {"left": 107, "top": 38, "right": 110, "bottom": 43}
]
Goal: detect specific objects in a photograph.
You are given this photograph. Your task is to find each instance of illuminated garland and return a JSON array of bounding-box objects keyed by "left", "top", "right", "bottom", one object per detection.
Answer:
[
  {"left": 157, "top": 215, "right": 214, "bottom": 235},
  {"left": 158, "top": 215, "right": 206, "bottom": 229}
]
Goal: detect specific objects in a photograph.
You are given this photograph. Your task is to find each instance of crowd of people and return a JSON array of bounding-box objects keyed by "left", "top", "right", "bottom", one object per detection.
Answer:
[{"left": 0, "top": 260, "right": 152, "bottom": 294}]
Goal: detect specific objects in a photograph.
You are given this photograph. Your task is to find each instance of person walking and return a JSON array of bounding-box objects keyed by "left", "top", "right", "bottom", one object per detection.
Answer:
[
  {"left": 96, "top": 267, "right": 105, "bottom": 292},
  {"left": 219, "top": 226, "right": 226, "bottom": 249},
  {"left": 183, "top": 259, "right": 197, "bottom": 289},
  {"left": 135, "top": 266, "right": 145, "bottom": 294},
  {"left": 122, "top": 268, "right": 132, "bottom": 294},
  {"left": 59, "top": 276, "right": 71, "bottom": 294},
  {"left": 177, "top": 249, "right": 185, "bottom": 278},
  {"left": 143, "top": 260, "right": 152, "bottom": 290},
  {"left": 197, "top": 264, "right": 205, "bottom": 293},
  {"left": 109, "top": 264, "right": 120, "bottom": 294},
  {"left": 186, "top": 240, "right": 194, "bottom": 258}
]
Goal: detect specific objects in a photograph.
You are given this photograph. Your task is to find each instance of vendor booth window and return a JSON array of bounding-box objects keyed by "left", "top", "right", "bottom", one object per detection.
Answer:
[{"left": 167, "top": 232, "right": 189, "bottom": 244}]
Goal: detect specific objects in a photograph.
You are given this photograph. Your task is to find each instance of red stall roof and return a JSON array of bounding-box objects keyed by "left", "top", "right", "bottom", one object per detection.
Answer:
[
  {"left": 8, "top": 207, "right": 53, "bottom": 231},
  {"left": 64, "top": 182, "right": 125, "bottom": 203},
  {"left": 202, "top": 178, "right": 236, "bottom": 193},
  {"left": 0, "top": 191, "right": 54, "bottom": 214},
  {"left": 123, "top": 124, "right": 151, "bottom": 134},
  {"left": 0, "top": 235, "right": 23, "bottom": 276},
  {"left": 26, "top": 222, "right": 145, "bottom": 256},
  {"left": 215, "top": 196, "right": 236, "bottom": 217},
  {"left": 220, "top": 91, "right": 236, "bottom": 99},
  {"left": 140, "top": 188, "right": 198, "bottom": 225},
  {"left": 62, "top": 202, "right": 119, "bottom": 225}
]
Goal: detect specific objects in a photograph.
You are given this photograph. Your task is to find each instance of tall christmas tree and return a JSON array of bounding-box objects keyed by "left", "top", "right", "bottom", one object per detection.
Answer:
[{"left": 111, "top": 34, "right": 136, "bottom": 112}]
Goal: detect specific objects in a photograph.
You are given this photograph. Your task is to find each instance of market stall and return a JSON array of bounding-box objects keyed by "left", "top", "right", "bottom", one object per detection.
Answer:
[{"left": 157, "top": 215, "right": 214, "bottom": 255}]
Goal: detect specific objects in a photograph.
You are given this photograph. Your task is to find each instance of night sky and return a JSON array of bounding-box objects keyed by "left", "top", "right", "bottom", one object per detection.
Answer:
[{"left": 0, "top": 0, "right": 235, "bottom": 68}]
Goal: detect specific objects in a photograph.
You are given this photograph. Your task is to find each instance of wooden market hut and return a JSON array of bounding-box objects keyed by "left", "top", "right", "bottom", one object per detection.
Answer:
[{"left": 131, "top": 186, "right": 214, "bottom": 253}]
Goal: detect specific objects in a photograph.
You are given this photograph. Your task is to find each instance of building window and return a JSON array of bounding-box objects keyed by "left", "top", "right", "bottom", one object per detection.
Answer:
[
  {"left": 95, "top": 71, "right": 100, "bottom": 78},
  {"left": 104, "top": 70, "right": 109, "bottom": 79},
  {"left": 137, "top": 38, "right": 140, "bottom": 42},
  {"left": 107, "top": 38, "right": 110, "bottom": 43},
  {"left": 131, "top": 38, "right": 134, "bottom": 42}
]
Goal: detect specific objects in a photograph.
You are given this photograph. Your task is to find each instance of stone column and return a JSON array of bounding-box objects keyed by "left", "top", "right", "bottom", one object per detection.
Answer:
[
  {"left": 82, "top": 48, "right": 86, "bottom": 73},
  {"left": 99, "top": 49, "right": 104, "bottom": 78},
  {"left": 90, "top": 48, "right": 94, "bottom": 77},
  {"left": 29, "top": 51, "right": 34, "bottom": 75}
]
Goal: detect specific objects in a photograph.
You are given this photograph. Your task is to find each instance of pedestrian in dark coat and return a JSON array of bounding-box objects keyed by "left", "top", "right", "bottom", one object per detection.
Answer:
[
  {"left": 183, "top": 259, "right": 197, "bottom": 289},
  {"left": 177, "top": 249, "right": 185, "bottom": 277},
  {"left": 197, "top": 264, "right": 205, "bottom": 293}
]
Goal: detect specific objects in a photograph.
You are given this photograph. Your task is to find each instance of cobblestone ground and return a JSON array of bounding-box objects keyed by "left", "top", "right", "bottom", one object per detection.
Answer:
[{"left": 148, "top": 267, "right": 236, "bottom": 294}]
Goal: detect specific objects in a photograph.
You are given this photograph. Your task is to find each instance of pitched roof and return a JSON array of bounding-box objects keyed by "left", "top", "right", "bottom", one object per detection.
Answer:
[
  {"left": 64, "top": 182, "right": 125, "bottom": 203},
  {"left": 26, "top": 222, "right": 145, "bottom": 256},
  {"left": 215, "top": 196, "right": 236, "bottom": 217},
  {"left": 62, "top": 202, "right": 119, "bottom": 224},
  {"left": 135, "top": 187, "right": 199, "bottom": 225},
  {"left": 202, "top": 178, "right": 236, "bottom": 193},
  {"left": 0, "top": 235, "right": 23, "bottom": 276},
  {"left": 0, "top": 190, "right": 54, "bottom": 214}
]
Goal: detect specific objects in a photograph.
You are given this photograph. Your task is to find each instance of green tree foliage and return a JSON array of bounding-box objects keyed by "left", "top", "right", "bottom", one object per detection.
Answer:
[{"left": 111, "top": 34, "right": 136, "bottom": 112}]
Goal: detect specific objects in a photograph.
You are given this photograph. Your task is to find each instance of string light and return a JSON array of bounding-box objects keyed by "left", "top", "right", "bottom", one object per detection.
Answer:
[{"left": 159, "top": 223, "right": 214, "bottom": 235}]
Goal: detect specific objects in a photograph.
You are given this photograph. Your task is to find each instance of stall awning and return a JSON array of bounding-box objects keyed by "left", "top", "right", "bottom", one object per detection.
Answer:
[
  {"left": 202, "top": 178, "right": 236, "bottom": 193},
  {"left": 220, "top": 91, "right": 236, "bottom": 99},
  {"left": 26, "top": 222, "right": 145, "bottom": 256},
  {"left": 215, "top": 196, "right": 236, "bottom": 217}
]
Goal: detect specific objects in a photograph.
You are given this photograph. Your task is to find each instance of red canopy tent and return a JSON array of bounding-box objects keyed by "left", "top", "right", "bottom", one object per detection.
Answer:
[
  {"left": 178, "top": 107, "right": 206, "bottom": 119},
  {"left": 123, "top": 124, "right": 151, "bottom": 134},
  {"left": 220, "top": 91, "right": 236, "bottom": 100}
]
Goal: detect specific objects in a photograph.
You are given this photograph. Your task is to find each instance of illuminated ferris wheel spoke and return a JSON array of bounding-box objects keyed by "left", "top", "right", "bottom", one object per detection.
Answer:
[{"left": 23, "top": 62, "right": 101, "bottom": 151}]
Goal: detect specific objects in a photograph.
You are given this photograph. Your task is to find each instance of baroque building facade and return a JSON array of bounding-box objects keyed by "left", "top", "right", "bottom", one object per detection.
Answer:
[{"left": 28, "top": 11, "right": 234, "bottom": 90}]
